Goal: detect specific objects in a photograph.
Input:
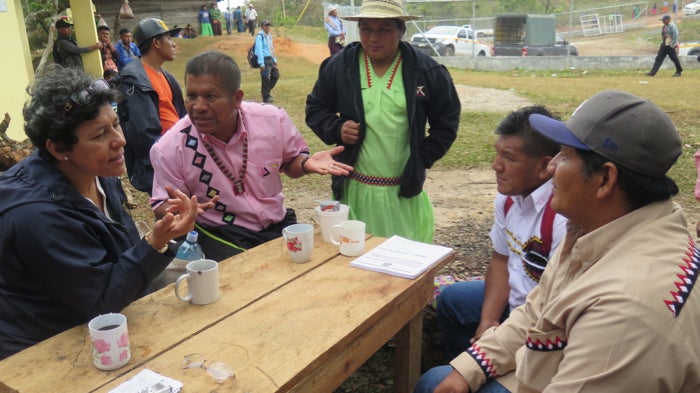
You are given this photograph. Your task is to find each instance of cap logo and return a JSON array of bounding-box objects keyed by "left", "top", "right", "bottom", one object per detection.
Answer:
[
  {"left": 158, "top": 20, "right": 169, "bottom": 30},
  {"left": 602, "top": 138, "right": 618, "bottom": 151}
]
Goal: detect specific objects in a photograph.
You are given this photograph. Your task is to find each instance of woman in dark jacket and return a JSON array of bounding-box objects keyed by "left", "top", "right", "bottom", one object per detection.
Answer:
[{"left": 0, "top": 65, "right": 207, "bottom": 359}]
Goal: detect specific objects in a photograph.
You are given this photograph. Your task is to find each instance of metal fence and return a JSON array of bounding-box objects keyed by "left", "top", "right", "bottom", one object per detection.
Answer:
[
  {"left": 403, "top": 1, "right": 654, "bottom": 39},
  {"left": 336, "top": 1, "right": 677, "bottom": 41}
]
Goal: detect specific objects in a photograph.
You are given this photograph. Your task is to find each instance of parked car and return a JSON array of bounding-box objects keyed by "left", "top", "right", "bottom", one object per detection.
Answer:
[
  {"left": 410, "top": 26, "right": 492, "bottom": 57},
  {"left": 552, "top": 33, "right": 579, "bottom": 56},
  {"left": 462, "top": 25, "right": 494, "bottom": 40},
  {"left": 683, "top": 0, "right": 700, "bottom": 16},
  {"left": 679, "top": 42, "right": 700, "bottom": 56}
]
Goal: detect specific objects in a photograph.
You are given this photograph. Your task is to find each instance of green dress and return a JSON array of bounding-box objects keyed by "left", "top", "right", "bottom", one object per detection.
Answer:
[{"left": 341, "top": 50, "right": 434, "bottom": 243}]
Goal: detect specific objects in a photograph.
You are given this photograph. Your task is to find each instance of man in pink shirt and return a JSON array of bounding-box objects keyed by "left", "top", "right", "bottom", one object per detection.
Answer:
[{"left": 150, "top": 51, "right": 352, "bottom": 260}]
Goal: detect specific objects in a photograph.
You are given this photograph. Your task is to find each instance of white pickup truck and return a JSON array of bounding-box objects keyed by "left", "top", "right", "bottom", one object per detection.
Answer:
[{"left": 409, "top": 25, "right": 492, "bottom": 57}]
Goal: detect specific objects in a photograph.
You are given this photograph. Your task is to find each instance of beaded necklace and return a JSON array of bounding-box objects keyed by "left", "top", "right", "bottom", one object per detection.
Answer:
[
  {"left": 363, "top": 50, "right": 402, "bottom": 89},
  {"left": 200, "top": 114, "right": 249, "bottom": 195}
]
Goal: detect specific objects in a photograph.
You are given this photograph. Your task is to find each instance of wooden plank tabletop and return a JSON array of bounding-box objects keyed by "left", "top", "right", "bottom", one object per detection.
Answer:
[
  {"left": 0, "top": 234, "right": 345, "bottom": 393},
  {"left": 0, "top": 234, "right": 453, "bottom": 393},
  {"left": 96, "top": 236, "right": 453, "bottom": 393}
]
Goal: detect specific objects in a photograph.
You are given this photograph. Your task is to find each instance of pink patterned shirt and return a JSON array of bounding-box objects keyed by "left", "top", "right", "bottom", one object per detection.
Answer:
[{"left": 150, "top": 101, "right": 309, "bottom": 231}]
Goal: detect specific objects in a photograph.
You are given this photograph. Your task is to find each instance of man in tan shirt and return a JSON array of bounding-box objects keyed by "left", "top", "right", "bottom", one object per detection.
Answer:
[{"left": 416, "top": 90, "right": 700, "bottom": 393}]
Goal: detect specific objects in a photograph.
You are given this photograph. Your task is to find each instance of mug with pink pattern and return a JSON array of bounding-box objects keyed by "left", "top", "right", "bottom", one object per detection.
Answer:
[{"left": 88, "top": 313, "right": 131, "bottom": 370}]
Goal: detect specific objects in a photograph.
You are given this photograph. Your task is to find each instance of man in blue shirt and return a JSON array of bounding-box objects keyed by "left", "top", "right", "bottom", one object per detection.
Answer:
[
  {"left": 115, "top": 28, "right": 141, "bottom": 70},
  {"left": 224, "top": 7, "right": 233, "bottom": 34},
  {"left": 324, "top": 5, "right": 346, "bottom": 55},
  {"left": 254, "top": 20, "right": 279, "bottom": 103},
  {"left": 234, "top": 6, "right": 244, "bottom": 33}
]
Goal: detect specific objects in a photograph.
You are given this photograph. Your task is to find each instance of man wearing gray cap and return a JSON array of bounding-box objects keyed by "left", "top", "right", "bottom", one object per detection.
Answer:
[
  {"left": 114, "top": 18, "right": 186, "bottom": 194},
  {"left": 415, "top": 90, "right": 700, "bottom": 393},
  {"left": 646, "top": 14, "right": 682, "bottom": 77}
]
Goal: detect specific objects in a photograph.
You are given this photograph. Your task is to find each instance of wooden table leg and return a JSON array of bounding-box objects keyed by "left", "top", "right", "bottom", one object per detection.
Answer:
[{"left": 393, "top": 309, "right": 424, "bottom": 393}]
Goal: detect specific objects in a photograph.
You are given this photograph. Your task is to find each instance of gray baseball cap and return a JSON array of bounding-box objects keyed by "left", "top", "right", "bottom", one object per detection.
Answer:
[
  {"left": 528, "top": 90, "right": 681, "bottom": 178},
  {"left": 133, "top": 18, "right": 182, "bottom": 47}
]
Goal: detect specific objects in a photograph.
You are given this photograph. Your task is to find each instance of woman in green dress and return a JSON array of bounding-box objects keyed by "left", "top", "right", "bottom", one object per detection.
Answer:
[
  {"left": 198, "top": 5, "right": 214, "bottom": 36},
  {"left": 305, "top": 0, "right": 460, "bottom": 243}
]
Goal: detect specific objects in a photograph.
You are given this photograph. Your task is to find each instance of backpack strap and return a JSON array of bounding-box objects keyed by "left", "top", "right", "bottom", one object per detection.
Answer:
[
  {"left": 504, "top": 194, "right": 556, "bottom": 254},
  {"left": 503, "top": 196, "right": 514, "bottom": 216},
  {"left": 539, "top": 194, "right": 556, "bottom": 255}
]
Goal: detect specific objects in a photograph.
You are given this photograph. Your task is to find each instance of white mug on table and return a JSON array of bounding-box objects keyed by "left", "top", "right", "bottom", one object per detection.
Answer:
[
  {"left": 315, "top": 204, "right": 350, "bottom": 243},
  {"left": 175, "top": 259, "right": 220, "bottom": 305},
  {"left": 282, "top": 223, "right": 314, "bottom": 263},
  {"left": 330, "top": 220, "right": 365, "bottom": 256}
]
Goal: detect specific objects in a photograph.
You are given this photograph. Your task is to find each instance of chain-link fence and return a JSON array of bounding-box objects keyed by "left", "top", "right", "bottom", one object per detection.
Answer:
[
  {"left": 336, "top": 1, "right": 676, "bottom": 42},
  {"left": 401, "top": 1, "right": 656, "bottom": 39}
]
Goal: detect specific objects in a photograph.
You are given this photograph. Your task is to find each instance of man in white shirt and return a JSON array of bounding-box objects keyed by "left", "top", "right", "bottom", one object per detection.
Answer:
[
  {"left": 417, "top": 91, "right": 698, "bottom": 393},
  {"left": 244, "top": 4, "right": 258, "bottom": 36},
  {"left": 436, "top": 106, "right": 566, "bottom": 364}
]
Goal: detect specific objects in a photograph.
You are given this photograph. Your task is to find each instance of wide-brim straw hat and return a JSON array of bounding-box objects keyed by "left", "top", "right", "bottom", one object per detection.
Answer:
[{"left": 342, "top": 0, "right": 421, "bottom": 21}]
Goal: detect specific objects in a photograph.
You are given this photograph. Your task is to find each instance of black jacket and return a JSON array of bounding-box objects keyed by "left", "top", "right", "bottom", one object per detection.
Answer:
[
  {"left": 0, "top": 152, "right": 173, "bottom": 358},
  {"left": 305, "top": 41, "right": 460, "bottom": 200}
]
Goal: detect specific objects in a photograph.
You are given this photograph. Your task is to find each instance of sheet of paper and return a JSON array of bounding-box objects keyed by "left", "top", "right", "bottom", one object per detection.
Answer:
[
  {"left": 108, "top": 368, "right": 183, "bottom": 393},
  {"left": 350, "top": 235, "right": 453, "bottom": 279}
]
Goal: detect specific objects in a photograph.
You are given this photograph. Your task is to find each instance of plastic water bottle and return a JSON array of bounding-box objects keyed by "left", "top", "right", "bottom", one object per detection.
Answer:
[{"left": 172, "top": 231, "right": 205, "bottom": 269}]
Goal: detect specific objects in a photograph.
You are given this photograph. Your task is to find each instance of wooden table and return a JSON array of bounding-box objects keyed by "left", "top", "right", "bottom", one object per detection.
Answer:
[{"left": 0, "top": 234, "right": 453, "bottom": 393}]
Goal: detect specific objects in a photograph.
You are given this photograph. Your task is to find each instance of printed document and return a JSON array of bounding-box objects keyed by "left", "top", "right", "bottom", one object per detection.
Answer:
[{"left": 350, "top": 235, "right": 453, "bottom": 279}]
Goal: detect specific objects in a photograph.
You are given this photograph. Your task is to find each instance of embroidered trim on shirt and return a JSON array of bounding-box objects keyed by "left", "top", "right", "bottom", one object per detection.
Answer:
[
  {"left": 350, "top": 171, "right": 402, "bottom": 186},
  {"left": 663, "top": 237, "right": 699, "bottom": 317},
  {"left": 465, "top": 343, "right": 497, "bottom": 378},
  {"left": 181, "top": 125, "right": 237, "bottom": 225},
  {"left": 526, "top": 336, "right": 567, "bottom": 352}
]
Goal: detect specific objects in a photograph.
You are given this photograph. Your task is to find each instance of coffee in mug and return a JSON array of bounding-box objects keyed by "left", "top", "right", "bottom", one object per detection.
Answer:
[{"left": 88, "top": 313, "right": 131, "bottom": 371}]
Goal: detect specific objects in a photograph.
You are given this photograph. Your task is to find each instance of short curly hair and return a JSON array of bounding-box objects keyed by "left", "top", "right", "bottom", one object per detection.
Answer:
[{"left": 23, "top": 64, "right": 120, "bottom": 161}]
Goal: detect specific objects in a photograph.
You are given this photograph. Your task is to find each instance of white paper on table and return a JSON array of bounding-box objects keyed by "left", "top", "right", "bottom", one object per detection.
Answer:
[
  {"left": 108, "top": 368, "right": 183, "bottom": 393},
  {"left": 350, "top": 235, "right": 453, "bottom": 279}
]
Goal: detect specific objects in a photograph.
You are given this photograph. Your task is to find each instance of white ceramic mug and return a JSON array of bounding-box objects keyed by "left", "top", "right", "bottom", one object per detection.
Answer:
[
  {"left": 282, "top": 223, "right": 314, "bottom": 263},
  {"left": 315, "top": 204, "right": 350, "bottom": 243},
  {"left": 330, "top": 220, "right": 366, "bottom": 257},
  {"left": 88, "top": 313, "right": 131, "bottom": 371},
  {"left": 175, "top": 259, "right": 220, "bottom": 305}
]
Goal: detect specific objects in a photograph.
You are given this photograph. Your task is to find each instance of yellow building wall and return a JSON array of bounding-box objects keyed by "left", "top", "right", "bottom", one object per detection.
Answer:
[
  {"left": 0, "top": 0, "right": 101, "bottom": 142},
  {"left": 0, "top": 0, "right": 33, "bottom": 142},
  {"left": 69, "top": 0, "right": 103, "bottom": 78}
]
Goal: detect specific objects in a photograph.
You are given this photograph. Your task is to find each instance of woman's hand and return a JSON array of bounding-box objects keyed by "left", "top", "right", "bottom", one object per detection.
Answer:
[
  {"left": 304, "top": 146, "right": 353, "bottom": 176},
  {"left": 162, "top": 185, "right": 218, "bottom": 217},
  {"left": 148, "top": 186, "right": 218, "bottom": 249},
  {"left": 340, "top": 120, "right": 360, "bottom": 145}
]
